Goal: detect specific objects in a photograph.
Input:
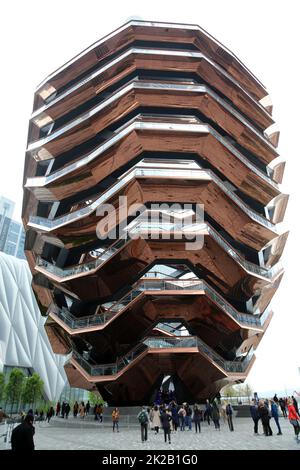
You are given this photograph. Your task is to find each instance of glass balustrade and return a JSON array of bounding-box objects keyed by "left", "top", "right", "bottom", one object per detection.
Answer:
[
  {"left": 29, "top": 159, "right": 276, "bottom": 233},
  {"left": 141, "top": 270, "right": 181, "bottom": 279},
  {"left": 143, "top": 336, "right": 198, "bottom": 348},
  {"left": 50, "top": 277, "right": 269, "bottom": 331},
  {"left": 128, "top": 220, "right": 282, "bottom": 280},
  {"left": 205, "top": 226, "right": 282, "bottom": 280},
  {"left": 36, "top": 237, "right": 128, "bottom": 278},
  {"left": 32, "top": 44, "right": 271, "bottom": 147},
  {"left": 72, "top": 342, "right": 147, "bottom": 376},
  {"left": 196, "top": 337, "right": 252, "bottom": 373},
  {"left": 154, "top": 322, "right": 186, "bottom": 335},
  {"left": 30, "top": 79, "right": 273, "bottom": 156},
  {"left": 72, "top": 334, "right": 252, "bottom": 377}
]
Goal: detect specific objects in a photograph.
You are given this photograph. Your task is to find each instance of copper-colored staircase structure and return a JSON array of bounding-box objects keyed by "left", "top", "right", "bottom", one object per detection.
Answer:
[{"left": 22, "top": 20, "right": 288, "bottom": 405}]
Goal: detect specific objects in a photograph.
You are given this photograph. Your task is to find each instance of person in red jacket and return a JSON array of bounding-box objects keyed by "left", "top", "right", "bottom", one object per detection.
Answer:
[{"left": 287, "top": 398, "right": 300, "bottom": 442}]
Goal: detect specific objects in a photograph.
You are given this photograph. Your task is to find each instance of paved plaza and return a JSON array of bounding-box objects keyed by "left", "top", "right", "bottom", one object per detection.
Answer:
[{"left": 1, "top": 416, "right": 299, "bottom": 450}]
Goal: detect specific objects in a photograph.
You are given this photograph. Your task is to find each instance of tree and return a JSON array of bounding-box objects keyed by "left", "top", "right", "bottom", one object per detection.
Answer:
[
  {"left": 234, "top": 384, "right": 245, "bottom": 396},
  {"left": 22, "top": 373, "right": 44, "bottom": 409},
  {"left": 244, "top": 383, "right": 253, "bottom": 403},
  {"left": 88, "top": 391, "right": 104, "bottom": 406},
  {"left": 0, "top": 372, "right": 5, "bottom": 403},
  {"left": 222, "top": 385, "right": 238, "bottom": 398},
  {"left": 5, "top": 368, "right": 25, "bottom": 415}
]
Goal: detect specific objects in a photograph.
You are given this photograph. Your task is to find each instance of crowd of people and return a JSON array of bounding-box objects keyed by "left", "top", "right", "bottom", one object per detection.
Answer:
[
  {"left": 249, "top": 394, "right": 300, "bottom": 441},
  {"left": 54, "top": 400, "right": 91, "bottom": 420},
  {"left": 3, "top": 392, "right": 299, "bottom": 450},
  {"left": 134, "top": 399, "right": 235, "bottom": 444},
  {"left": 132, "top": 393, "right": 300, "bottom": 445},
  {"left": 14, "top": 400, "right": 102, "bottom": 426}
]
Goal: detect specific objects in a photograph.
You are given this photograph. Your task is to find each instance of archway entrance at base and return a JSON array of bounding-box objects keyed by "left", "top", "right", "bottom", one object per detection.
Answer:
[{"left": 150, "top": 373, "right": 195, "bottom": 406}]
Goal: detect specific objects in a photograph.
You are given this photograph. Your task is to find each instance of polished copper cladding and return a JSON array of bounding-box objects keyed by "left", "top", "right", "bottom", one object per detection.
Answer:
[{"left": 22, "top": 20, "right": 288, "bottom": 405}]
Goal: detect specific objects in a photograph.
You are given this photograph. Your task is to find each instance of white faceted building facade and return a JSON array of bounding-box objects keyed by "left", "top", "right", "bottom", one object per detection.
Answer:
[{"left": 0, "top": 252, "right": 67, "bottom": 400}]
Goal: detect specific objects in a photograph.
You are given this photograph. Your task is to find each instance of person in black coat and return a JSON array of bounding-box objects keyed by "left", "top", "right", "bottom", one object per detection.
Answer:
[
  {"left": 11, "top": 414, "right": 35, "bottom": 451},
  {"left": 226, "top": 402, "right": 234, "bottom": 431},
  {"left": 193, "top": 405, "right": 202, "bottom": 433},
  {"left": 160, "top": 409, "right": 172, "bottom": 444},
  {"left": 250, "top": 399, "right": 260, "bottom": 434},
  {"left": 257, "top": 400, "right": 273, "bottom": 436},
  {"left": 279, "top": 398, "right": 287, "bottom": 418}
]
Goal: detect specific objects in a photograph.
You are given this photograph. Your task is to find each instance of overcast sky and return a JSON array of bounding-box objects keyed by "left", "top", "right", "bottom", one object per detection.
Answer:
[{"left": 1, "top": 0, "right": 299, "bottom": 395}]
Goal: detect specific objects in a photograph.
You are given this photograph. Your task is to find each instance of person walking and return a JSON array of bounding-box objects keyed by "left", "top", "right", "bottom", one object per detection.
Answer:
[
  {"left": 150, "top": 405, "right": 161, "bottom": 434},
  {"left": 79, "top": 402, "right": 85, "bottom": 418},
  {"left": 273, "top": 394, "right": 279, "bottom": 405},
  {"left": 86, "top": 400, "right": 91, "bottom": 416},
  {"left": 61, "top": 402, "right": 66, "bottom": 419},
  {"left": 250, "top": 399, "right": 260, "bottom": 435},
  {"left": 220, "top": 401, "right": 227, "bottom": 423},
  {"left": 212, "top": 401, "right": 220, "bottom": 430},
  {"left": 98, "top": 404, "right": 103, "bottom": 423},
  {"left": 55, "top": 401, "right": 60, "bottom": 417},
  {"left": 170, "top": 402, "right": 179, "bottom": 432},
  {"left": 160, "top": 408, "right": 172, "bottom": 444},
  {"left": 137, "top": 406, "right": 149, "bottom": 442},
  {"left": 287, "top": 398, "right": 300, "bottom": 442},
  {"left": 73, "top": 401, "right": 79, "bottom": 418},
  {"left": 279, "top": 398, "right": 287, "bottom": 418},
  {"left": 46, "top": 406, "right": 54, "bottom": 423},
  {"left": 94, "top": 404, "right": 99, "bottom": 421},
  {"left": 11, "top": 414, "right": 35, "bottom": 451},
  {"left": 178, "top": 405, "right": 186, "bottom": 431},
  {"left": 226, "top": 402, "right": 234, "bottom": 431},
  {"left": 65, "top": 403, "right": 70, "bottom": 419},
  {"left": 205, "top": 399, "right": 212, "bottom": 425},
  {"left": 270, "top": 399, "right": 282, "bottom": 435},
  {"left": 193, "top": 405, "right": 201, "bottom": 433},
  {"left": 112, "top": 407, "right": 120, "bottom": 432},
  {"left": 184, "top": 404, "right": 192, "bottom": 431},
  {"left": 257, "top": 400, "right": 273, "bottom": 436}
]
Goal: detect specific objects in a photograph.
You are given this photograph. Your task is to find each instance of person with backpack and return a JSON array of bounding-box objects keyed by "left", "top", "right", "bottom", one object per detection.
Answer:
[{"left": 137, "top": 406, "right": 149, "bottom": 442}]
